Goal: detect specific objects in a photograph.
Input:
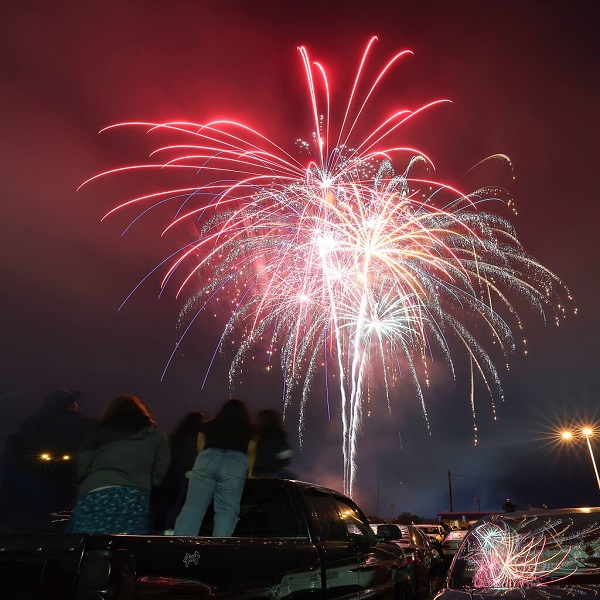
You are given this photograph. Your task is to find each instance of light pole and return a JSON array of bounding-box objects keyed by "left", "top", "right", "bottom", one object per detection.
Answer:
[
  {"left": 561, "top": 427, "right": 600, "bottom": 492},
  {"left": 582, "top": 428, "right": 600, "bottom": 492}
]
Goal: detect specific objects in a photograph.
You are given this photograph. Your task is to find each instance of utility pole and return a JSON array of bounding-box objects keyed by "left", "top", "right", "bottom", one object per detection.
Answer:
[
  {"left": 448, "top": 470, "right": 453, "bottom": 512},
  {"left": 474, "top": 496, "right": 481, "bottom": 511}
]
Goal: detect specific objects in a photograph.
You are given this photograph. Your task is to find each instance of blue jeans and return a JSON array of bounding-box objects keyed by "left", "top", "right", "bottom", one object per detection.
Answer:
[{"left": 174, "top": 448, "right": 248, "bottom": 536}]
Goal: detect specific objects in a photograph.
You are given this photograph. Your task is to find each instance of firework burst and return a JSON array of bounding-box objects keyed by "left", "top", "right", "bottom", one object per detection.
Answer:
[{"left": 81, "top": 37, "right": 571, "bottom": 496}]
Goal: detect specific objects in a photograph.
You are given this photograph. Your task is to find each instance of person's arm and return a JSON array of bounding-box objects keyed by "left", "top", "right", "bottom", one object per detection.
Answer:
[{"left": 246, "top": 438, "right": 256, "bottom": 477}]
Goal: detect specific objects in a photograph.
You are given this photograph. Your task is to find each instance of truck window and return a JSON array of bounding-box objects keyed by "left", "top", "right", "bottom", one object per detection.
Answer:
[
  {"left": 303, "top": 489, "right": 349, "bottom": 541},
  {"left": 302, "top": 488, "right": 373, "bottom": 543},
  {"left": 332, "top": 497, "right": 373, "bottom": 543}
]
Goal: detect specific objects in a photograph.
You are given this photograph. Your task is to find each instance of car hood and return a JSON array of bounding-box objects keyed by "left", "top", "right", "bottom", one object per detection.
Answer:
[
  {"left": 437, "top": 586, "right": 600, "bottom": 600},
  {"left": 475, "top": 587, "right": 600, "bottom": 599}
]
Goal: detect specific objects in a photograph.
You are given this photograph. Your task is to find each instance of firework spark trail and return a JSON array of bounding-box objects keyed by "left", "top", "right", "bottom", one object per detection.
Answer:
[{"left": 81, "top": 37, "right": 571, "bottom": 497}]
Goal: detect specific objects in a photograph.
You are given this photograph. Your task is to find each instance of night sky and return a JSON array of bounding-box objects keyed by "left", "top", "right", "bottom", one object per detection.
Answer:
[{"left": 1, "top": 1, "right": 598, "bottom": 520}]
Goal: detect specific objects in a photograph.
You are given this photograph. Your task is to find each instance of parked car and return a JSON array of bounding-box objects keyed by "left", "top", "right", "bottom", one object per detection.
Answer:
[
  {"left": 413, "top": 523, "right": 446, "bottom": 554},
  {"left": 414, "top": 523, "right": 446, "bottom": 545},
  {"left": 432, "top": 507, "right": 600, "bottom": 600},
  {"left": 0, "top": 478, "right": 413, "bottom": 600},
  {"left": 374, "top": 523, "right": 443, "bottom": 599},
  {"left": 440, "top": 529, "right": 468, "bottom": 557}
]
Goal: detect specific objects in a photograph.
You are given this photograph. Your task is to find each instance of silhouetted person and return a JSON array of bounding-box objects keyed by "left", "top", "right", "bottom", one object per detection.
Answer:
[
  {"left": 251, "top": 408, "right": 293, "bottom": 478},
  {"left": 152, "top": 410, "right": 207, "bottom": 533},
  {"left": 0, "top": 390, "right": 97, "bottom": 533}
]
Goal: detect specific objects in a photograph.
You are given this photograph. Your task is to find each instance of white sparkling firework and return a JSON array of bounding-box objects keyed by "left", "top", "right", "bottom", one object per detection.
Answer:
[{"left": 81, "top": 37, "right": 571, "bottom": 496}]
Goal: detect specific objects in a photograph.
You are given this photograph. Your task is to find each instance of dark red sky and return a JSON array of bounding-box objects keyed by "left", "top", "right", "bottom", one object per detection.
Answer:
[{"left": 1, "top": 0, "right": 598, "bottom": 517}]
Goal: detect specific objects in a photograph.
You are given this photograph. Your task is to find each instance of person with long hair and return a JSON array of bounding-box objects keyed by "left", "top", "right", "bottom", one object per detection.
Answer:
[
  {"left": 252, "top": 409, "right": 293, "bottom": 478},
  {"left": 174, "top": 399, "right": 254, "bottom": 537},
  {"left": 67, "top": 394, "right": 169, "bottom": 534},
  {"left": 152, "top": 410, "right": 207, "bottom": 533}
]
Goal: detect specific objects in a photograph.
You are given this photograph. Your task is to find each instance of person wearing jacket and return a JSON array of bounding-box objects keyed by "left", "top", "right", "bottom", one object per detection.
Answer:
[{"left": 67, "top": 394, "right": 169, "bottom": 534}]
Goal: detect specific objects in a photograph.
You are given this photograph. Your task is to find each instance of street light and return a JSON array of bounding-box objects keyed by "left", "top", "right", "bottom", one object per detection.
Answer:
[{"left": 561, "top": 426, "right": 600, "bottom": 492}]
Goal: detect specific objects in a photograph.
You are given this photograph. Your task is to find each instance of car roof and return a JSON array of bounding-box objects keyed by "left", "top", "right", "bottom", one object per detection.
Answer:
[
  {"left": 444, "top": 530, "right": 468, "bottom": 539},
  {"left": 476, "top": 506, "right": 600, "bottom": 524}
]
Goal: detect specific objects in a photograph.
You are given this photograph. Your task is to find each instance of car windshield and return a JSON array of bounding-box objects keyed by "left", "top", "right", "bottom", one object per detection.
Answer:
[
  {"left": 451, "top": 510, "right": 600, "bottom": 589},
  {"left": 418, "top": 526, "right": 439, "bottom": 534}
]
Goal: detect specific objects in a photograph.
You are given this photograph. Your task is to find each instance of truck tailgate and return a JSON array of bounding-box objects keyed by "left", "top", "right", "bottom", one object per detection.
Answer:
[{"left": 0, "top": 533, "right": 88, "bottom": 599}]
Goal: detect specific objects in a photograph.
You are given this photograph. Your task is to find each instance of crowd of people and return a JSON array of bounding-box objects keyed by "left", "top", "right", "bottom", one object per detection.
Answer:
[{"left": 0, "top": 390, "right": 293, "bottom": 536}]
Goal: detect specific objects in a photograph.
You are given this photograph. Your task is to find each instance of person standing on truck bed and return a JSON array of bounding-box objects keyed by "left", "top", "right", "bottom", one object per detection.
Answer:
[
  {"left": 174, "top": 398, "right": 255, "bottom": 537},
  {"left": 152, "top": 410, "right": 208, "bottom": 533},
  {"left": 66, "top": 394, "right": 170, "bottom": 535},
  {"left": 252, "top": 409, "right": 293, "bottom": 478}
]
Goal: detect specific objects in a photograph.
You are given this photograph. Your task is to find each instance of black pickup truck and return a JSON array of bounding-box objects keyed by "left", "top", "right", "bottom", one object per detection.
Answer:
[{"left": 0, "top": 478, "right": 414, "bottom": 600}]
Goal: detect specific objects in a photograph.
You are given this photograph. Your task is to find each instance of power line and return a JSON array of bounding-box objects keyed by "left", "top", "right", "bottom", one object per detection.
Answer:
[
  {"left": 356, "top": 471, "right": 495, "bottom": 492},
  {"left": 452, "top": 472, "right": 496, "bottom": 484},
  {"left": 356, "top": 473, "right": 440, "bottom": 491}
]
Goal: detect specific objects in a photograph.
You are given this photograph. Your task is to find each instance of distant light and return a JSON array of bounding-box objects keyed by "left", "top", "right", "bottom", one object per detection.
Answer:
[
  {"left": 62, "top": 455, "right": 71, "bottom": 461},
  {"left": 582, "top": 427, "right": 594, "bottom": 438},
  {"left": 561, "top": 431, "right": 573, "bottom": 440},
  {"left": 40, "top": 453, "right": 52, "bottom": 461}
]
